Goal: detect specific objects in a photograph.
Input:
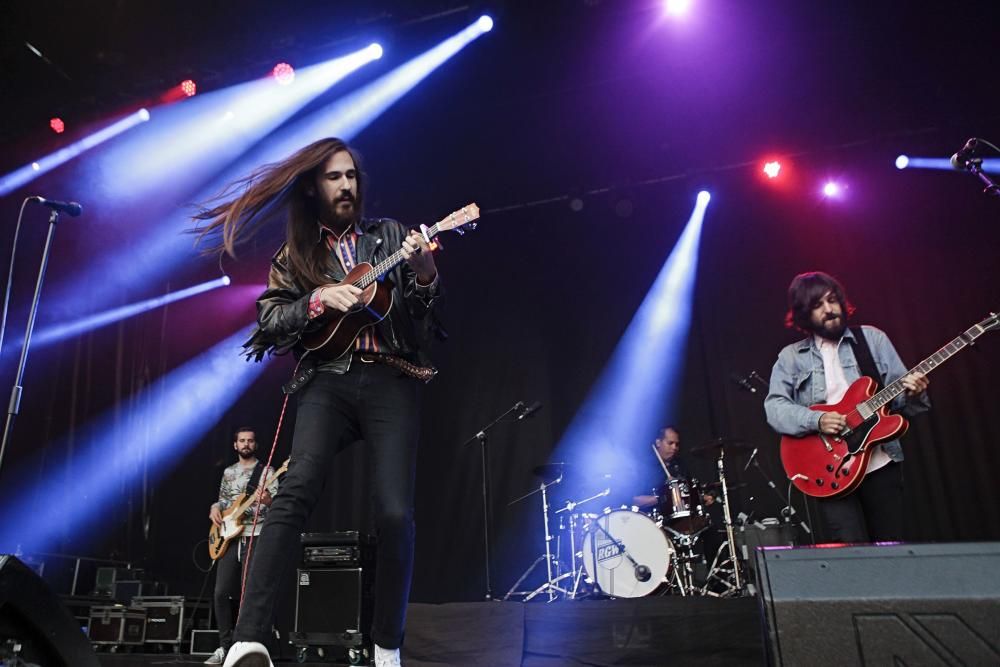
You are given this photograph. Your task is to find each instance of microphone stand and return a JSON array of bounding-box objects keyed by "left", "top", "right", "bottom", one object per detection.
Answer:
[
  {"left": 749, "top": 456, "right": 812, "bottom": 539},
  {"left": 0, "top": 209, "right": 61, "bottom": 477},
  {"left": 461, "top": 401, "right": 525, "bottom": 600},
  {"left": 962, "top": 158, "right": 1000, "bottom": 197}
]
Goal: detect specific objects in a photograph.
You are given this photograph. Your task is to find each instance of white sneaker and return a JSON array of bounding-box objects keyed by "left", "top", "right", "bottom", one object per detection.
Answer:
[
  {"left": 221, "top": 641, "right": 273, "bottom": 667},
  {"left": 374, "top": 643, "right": 402, "bottom": 667},
  {"left": 203, "top": 647, "right": 225, "bottom": 665}
]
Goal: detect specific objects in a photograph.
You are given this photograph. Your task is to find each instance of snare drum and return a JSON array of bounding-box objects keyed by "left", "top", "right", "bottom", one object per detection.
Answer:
[
  {"left": 581, "top": 508, "right": 674, "bottom": 598},
  {"left": 656, "top": 479, "right": 710, "bottom": 534}
]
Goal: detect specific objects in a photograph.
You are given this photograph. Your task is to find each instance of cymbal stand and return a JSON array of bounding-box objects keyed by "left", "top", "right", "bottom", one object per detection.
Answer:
[
  {"left": 700, "top": 448, "right": 745, "bottom": 597},
  {"left": 503, "top": 473, "right": 565, "bottom": 601},
  {"left": 660, "top": 523, "right": 707, "bottom": 596}
]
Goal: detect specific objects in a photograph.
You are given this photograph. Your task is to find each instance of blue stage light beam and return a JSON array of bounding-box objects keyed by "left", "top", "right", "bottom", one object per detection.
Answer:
[
  {"left": 894, "top": 156, "right": 1000, "bottom": 172},
  {"left": 0, "top": 326, "right": 268, "bottom": 555},
  {"left": 44, "top": 21, "right": 491, "bottom": 322},
  {"left": 92, "top": 44, "right": 384, "bottom": 205},
  {"left": 27, "top": 276, "right": 230, "bottom": 350},
  {"left": 254, "top": 15, "right": 494, "bottom": 157},
  {"left": 0, "top": 109, "right": 151, "bottom": 196},
  {"left": 549, "top": 191, "right": 711, "bottom": 495}
]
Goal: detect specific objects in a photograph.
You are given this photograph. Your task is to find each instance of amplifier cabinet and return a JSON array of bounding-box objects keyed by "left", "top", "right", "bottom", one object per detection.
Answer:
[
  {"left": 291, "top": 568, "right": 373, "bottom": 647},
  {"left": 88, "top": 605, "right": 145, "bottom": 646},
  {"left": 131, "top": 595, "right": 185, "bottom": 644}
]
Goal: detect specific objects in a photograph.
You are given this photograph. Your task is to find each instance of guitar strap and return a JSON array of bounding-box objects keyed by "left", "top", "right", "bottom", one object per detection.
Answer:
[
  {"left": 244, "top": 461, "right": 265, "bottom": 496},
  {"left": 848, "top": 326, "right": 884, "bottom": 392}
]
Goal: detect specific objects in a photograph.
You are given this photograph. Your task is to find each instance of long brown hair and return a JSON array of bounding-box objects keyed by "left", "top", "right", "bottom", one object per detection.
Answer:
[
  {"left": 192, "top": 137, "right": 365, "bottom": 289},
  {"left": 784, "top": 271, "right": 856, "bottom": 332}
]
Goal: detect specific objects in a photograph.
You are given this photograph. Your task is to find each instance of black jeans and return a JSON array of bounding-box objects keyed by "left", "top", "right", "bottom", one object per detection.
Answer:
[
  {"left": 233, "top": 361, "right": 420, "bottom": 650},
  {"left": 214, "top": 537, "right": 252, "bottom": 651},
  {"left": 816, "top": 461, "right": 904, "bottom": 543}
]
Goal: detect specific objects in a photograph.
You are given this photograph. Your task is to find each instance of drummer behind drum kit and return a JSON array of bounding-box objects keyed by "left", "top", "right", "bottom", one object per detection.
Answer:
[{"left": 504, "top": 438, "right": 789, "bottom": 601}]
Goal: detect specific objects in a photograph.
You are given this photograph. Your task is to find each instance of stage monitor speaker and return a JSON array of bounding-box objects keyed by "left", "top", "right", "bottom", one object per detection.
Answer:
[
  {"left": 0, "top": 555, "right": 101, "bottom": 667},
  {"left": 755, "top": 542, "right": 1000, "bottom": 666}
]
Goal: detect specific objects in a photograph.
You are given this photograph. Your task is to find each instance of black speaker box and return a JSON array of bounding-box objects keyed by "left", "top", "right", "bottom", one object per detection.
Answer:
[
  {"left": 0, "top": 555, "right": 101, "bottom": 667},
  {"left": 755, "top": 542, "right": 1000, "bottom": 666}
]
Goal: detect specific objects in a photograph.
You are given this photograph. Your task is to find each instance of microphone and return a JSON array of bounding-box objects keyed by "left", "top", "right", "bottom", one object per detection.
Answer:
[
  {"left": 29, "top": 196, "right": 82, "bottom": 217},
  {"left": 731, "top": 372, "right": 757, "bottom": 394},
  {"left": 634, "top": 564, "right": 651, "bottom": 582},
  {"left": 743, "top": 447, "right": 759, "bottom": 472},
  {"left": 951, "top": 138, "right": 979, "bottom": 171},
  {"left": 517, "top": 401, "right": 542, "bottom": 421}
]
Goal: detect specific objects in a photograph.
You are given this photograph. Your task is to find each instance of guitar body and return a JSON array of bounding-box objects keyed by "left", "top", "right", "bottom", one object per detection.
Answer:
[
  {"left": 300, "top": 263, "right": 394, "bottom": 361},
  {"left": 780, "top": 376, "right": 908, "bottom": 499},
  {"left": 208, "top": 496, "right": 250, "bottom": 560}
]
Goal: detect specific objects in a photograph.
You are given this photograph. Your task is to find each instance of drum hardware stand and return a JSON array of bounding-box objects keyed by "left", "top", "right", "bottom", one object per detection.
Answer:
[
  {"left": 503, "top": 473, "right": 566, "bottom": 602},
  {"left": 699, "top": 447, "right": 747, "bottom": 597},
  {"left": 461, "top": 401, "right": 529, "bottom": 600},
  {"left": 553, "top": 487, "right": 609, "bottom": 593},
  {"left": 661, "top": 523, "right": 707, "bottom": 596}
]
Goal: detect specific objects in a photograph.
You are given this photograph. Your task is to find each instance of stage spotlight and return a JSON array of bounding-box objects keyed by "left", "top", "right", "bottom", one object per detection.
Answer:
[
  {"left": 0, "top": 108, "right": 151, "bottom": 195},
  {"left": 29, "top": 276, "right": 232, "bottom": 350},
  {"left": 180, "top": 79, "right": 197, "bottom": 97},
  {"left": 49, "top": 118, "right": 65, "bottom": 134},
  {"left": 548, "top": 190, "right": 710, "bottom": 497},
  {"left": 664, "top": 0, "right": 692, "bottom": 17},
  {"left": 477, "top": 15, "right": 494, "bottom": 32},
  {"left": 822, "top": 181, "right": 842, "bottom": 197},
  {"left": 221, "top": 274, "right": 231, "bottom": 286},
  {"left": 367, "top": 43, "right": 384, "bottom": 59},
  {"left": 895, "top": 155, "right": 909, "bottom": 170},
  {"left": 763, "top": 161, "right": 781, "bottom": 179},
  {"left": 273, "top": 62, "right": 296, "bottom": 86}
]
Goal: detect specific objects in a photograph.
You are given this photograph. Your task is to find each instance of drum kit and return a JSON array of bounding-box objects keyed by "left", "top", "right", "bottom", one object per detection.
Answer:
[{"left": 504, "top": 438, "right": 765, "bottom": 601}]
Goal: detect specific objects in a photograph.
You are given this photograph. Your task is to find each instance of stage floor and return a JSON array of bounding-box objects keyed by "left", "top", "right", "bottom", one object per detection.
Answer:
[{"left": 96, "top": 596, "right": 764, "bottom": 666}]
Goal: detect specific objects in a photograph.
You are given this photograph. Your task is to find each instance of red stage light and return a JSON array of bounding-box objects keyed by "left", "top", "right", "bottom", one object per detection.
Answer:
[
  {"left": 180, "top": 79, "right": 197, "bottom": 97},
  {"left": 272, "top": 62, "right": 295, "bottom": 86},
  {"left": 50, "top": 117, "right": 65, "bottom": 134},
  {"left": 763, "top": 161, "right": 781, "bottom": 179}
]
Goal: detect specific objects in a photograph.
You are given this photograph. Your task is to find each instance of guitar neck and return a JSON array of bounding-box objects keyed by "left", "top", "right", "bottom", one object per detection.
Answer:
[
  {"left": 353, "top": 222, "right": 443, "bottom": 288},
  {"left": 864, "top": 320, "right": 991, "bottom": 412}
]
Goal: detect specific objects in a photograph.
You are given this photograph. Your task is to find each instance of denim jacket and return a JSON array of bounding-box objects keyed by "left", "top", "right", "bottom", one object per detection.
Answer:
[{"left": 764, "top": 325, "right": 930, "bottom": 462}]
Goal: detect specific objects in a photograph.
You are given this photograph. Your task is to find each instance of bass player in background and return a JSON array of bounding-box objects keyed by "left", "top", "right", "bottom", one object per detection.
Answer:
[
  {"left": 206, "top": 427, "right": 278, "bottom": 665},
  {"left": 764, "top": 271, "right": 929, "bottom": 543}
]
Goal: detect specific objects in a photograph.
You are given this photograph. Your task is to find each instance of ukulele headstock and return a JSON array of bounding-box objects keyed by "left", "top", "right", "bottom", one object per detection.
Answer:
[{"left": 435, "top": 203, "right": 480, "bottom": 236}]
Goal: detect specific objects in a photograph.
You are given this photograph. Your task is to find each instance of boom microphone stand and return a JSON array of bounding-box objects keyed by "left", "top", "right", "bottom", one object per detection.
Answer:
[
  {"left": 461, "top": 401, "right": 527, "bottom": 600},
  {"left": 0, "top": 208, "right": 64, "bottom": 477}
]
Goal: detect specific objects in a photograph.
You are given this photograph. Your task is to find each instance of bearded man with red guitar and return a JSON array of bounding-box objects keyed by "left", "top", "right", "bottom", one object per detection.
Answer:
[
  {"left": 193, "top": 138, "right": 472, "bottom": 667},
  {"left": 764, "top": 272, "right": 930, "bottom": 544}
]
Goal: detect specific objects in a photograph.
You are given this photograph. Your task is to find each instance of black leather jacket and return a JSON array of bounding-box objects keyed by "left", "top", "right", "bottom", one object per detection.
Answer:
[{"left": 243, "top": 217, "right": 442, "bottom": 374}]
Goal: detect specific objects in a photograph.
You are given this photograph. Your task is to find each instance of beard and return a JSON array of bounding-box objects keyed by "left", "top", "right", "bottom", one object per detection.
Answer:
[
  {"left": 328, "top": 195, "right": 360, "bottom": 230},
  {"left": 814, "top": 314, "right": 847, "bottom": 340},
  {"left": 237, "top": 447, "right": 256, "bottom": 460}
]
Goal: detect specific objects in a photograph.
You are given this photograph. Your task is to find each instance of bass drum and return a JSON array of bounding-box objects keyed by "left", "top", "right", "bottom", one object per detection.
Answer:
[{"left": 581, "top": 509, "right": 673, "bottom": 598}]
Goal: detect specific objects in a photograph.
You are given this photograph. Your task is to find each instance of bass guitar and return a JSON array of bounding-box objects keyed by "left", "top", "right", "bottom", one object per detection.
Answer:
[
  {"left": 208, "top": 459, "right": 289, "bottom": 560},
  {"left": 780, "top": 311, "right": 998, "bottom": 499},
  {"left": 301, "top": 203, "right": 480, "bottom": 360}
]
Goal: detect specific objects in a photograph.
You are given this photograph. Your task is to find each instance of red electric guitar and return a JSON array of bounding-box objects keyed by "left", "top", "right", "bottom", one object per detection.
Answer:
[
  {"left": 301, "top": 203, "right": 480, "bottom": 360},
  {"left": 780, "top": 311, "right": 998, "bottom": 499}
]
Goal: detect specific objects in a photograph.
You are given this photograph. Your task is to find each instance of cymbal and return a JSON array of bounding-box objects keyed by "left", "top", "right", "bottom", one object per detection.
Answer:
[{"left": 690, "top": 438, "right": 754, "bottom": 459}]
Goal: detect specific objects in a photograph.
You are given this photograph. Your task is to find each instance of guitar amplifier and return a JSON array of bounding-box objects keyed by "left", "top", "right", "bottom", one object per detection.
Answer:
[
  {"left": 93, "top": 567, "right": 141, "bottom": 598},
  {"left": 88, "top": 605, "right": 146, "bottom": 645},
  {"left": 290, "top": 533, "right": 374, "bottom": 659},
  {"left": 131, "top": 596, "right": 185, "bottom": 644},
  {"left": 301, "top": 531, "right": 374, "bottom": 568}
]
